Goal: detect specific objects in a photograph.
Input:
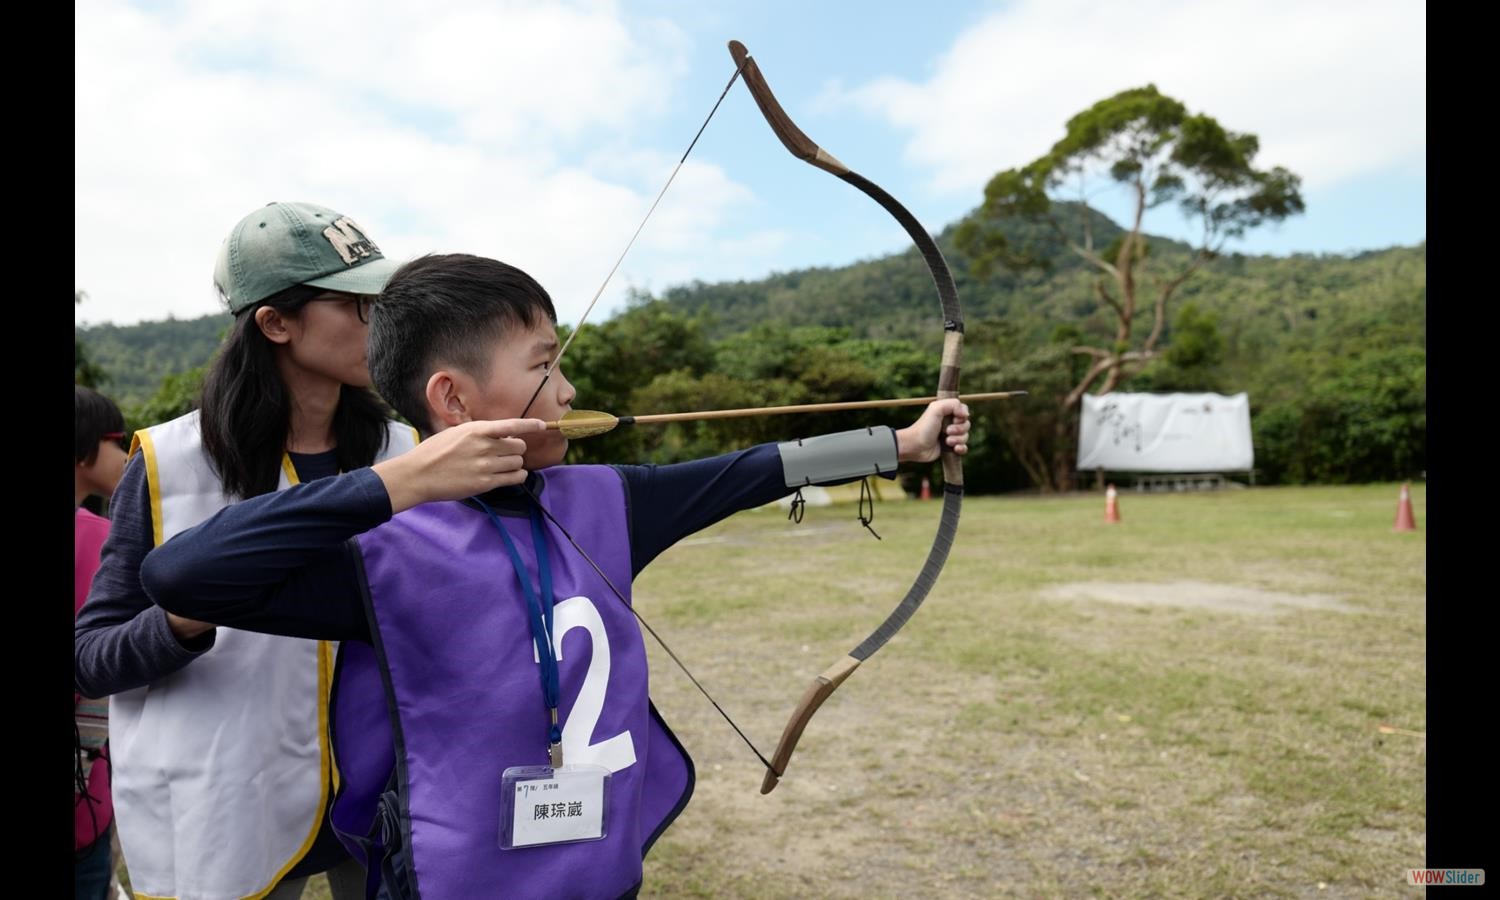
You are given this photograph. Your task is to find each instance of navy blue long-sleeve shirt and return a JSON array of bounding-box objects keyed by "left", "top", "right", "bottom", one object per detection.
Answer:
[{"left": 80, "top": 445, "right": 796, "bottom": 677}]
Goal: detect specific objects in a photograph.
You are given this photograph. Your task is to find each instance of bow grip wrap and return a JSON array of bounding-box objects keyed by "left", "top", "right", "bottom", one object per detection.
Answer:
[{"left": 939, "top": 329, "right": 964, "bottom": 487}]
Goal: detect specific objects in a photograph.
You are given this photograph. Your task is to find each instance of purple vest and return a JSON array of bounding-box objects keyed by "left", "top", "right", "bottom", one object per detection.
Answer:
[{"left": 330, "top": 466, "right": 694, "bottom": 899}]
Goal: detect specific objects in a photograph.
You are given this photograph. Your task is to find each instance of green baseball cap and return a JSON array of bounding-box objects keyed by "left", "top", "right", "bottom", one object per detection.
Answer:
[{"left": 213, "top": 201, "right": 401, "bottom": 314}]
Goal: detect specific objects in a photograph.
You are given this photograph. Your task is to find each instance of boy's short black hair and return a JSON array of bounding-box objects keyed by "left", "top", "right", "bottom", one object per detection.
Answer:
[
  {"left": 75, "top": 385, "right": 125, "bottom": 465},
  {"left": 371, "top": 254, "right": 558, "bottom": 434}
]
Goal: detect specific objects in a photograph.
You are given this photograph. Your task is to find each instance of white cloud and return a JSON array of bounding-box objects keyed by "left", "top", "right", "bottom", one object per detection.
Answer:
[
  {"left": 836, "top": 0, "right": 1425, "bottom": 197},
  {"left": 76, "top": 0, "right": 1420, "bottom": 327},
  {"left": 74, "top": 0, "right": 737, "bottom": 326}
]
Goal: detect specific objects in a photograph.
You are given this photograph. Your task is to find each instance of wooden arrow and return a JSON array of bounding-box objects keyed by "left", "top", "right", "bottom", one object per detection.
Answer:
[{"left": 545, "top": 391, "right": 1026, "bottom": 439}]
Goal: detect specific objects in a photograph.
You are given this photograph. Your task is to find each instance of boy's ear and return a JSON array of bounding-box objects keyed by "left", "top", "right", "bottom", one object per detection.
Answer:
[{"left": 424, "top": 369, "right": 472, "bottom": 429}]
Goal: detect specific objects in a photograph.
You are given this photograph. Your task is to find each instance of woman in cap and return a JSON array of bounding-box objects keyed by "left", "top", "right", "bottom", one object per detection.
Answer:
[{"left": 74, "top": 202, "right": 419, "bottom": 899}]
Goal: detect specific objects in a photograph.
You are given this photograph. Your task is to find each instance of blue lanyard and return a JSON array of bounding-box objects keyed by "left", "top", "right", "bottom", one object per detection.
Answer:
[{"left": 476, "top": 497, "right": 564, "bottom": 767}]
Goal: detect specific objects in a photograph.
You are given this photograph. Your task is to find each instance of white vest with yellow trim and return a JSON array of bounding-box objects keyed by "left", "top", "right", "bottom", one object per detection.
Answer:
[{"left": 108, "top": 410, "right": 419, "bottom": 900}]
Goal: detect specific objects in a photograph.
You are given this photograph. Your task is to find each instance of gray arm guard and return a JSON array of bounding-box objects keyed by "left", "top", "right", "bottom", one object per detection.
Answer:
[{"left": 777, "top": 426, "right": 899, "bottom": 488}]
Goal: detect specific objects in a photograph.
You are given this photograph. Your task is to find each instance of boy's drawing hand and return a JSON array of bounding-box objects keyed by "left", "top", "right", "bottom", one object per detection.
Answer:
[
  {"left": 895, "top": 399, "right": 970, "bottom": 464},
  {"left": 374, "top": 419, "right": 548, "bottom": 513}
]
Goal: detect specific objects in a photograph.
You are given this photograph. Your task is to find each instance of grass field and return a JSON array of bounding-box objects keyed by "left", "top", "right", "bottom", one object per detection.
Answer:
[{"left": 163, "top": 482, "right": 1429, "bottom": 899}]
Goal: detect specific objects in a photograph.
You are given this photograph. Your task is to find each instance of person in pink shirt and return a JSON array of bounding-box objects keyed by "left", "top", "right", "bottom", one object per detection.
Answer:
[{"left": 75, "top": 385, "right": 127, "bottom": 899}]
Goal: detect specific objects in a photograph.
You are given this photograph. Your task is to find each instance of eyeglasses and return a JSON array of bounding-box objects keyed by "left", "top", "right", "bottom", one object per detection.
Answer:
[
  {"left": 101, "top": 431, "right": 127, "bottom": 449},
  {"left": 310, "top": 295, "right": 374, "bottom": 324}
]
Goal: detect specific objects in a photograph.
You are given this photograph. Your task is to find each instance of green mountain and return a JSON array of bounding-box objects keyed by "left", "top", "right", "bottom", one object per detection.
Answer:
[
  {"left": 75, "top": 313, "right": 230, "bottom": 409},
  {"left": 655, "top": 202, "right": 1421, "bottom": 365}
]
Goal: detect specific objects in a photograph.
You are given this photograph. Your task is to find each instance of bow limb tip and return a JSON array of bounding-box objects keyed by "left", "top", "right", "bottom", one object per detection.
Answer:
[
  {"left": 760, "top": 655, "right": 862, "bottom": 794},
  {"left": 725, "top": 39, "right": 850, "bottom": 177}
]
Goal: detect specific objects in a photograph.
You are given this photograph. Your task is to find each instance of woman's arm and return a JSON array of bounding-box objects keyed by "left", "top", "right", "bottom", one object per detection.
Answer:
[{"left": 74, "top": 455, "right": 218, "bottom": 698}]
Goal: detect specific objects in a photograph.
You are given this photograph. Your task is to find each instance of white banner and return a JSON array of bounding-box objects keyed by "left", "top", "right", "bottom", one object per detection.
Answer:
[{"left": 1077, "top": 393, "right": 1254, "bottom": 472}]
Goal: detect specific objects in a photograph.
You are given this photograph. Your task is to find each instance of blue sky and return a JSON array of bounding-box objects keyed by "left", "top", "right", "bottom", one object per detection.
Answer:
[{"left": 75, "top": 0, "right": 1425, "bottom": 326}]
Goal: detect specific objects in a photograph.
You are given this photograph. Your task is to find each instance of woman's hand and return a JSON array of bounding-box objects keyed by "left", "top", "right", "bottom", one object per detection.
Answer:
[{"left": 165, "top": 612, "right": 216, "bottom": 644}]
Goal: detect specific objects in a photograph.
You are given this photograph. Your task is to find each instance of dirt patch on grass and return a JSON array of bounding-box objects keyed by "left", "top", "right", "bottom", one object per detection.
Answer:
[{"left": 1043, "top": 580, "right": 1355, "bottom": 616}]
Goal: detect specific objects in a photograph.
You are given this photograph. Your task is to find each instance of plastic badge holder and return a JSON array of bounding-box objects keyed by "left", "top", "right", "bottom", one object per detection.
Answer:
[{"left": 499, "top": 764, "right": 611, "bottom": 850}]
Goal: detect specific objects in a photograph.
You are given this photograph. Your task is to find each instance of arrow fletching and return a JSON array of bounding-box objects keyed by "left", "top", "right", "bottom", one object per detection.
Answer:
[{"left": 551, "top": 410, "right": 623, "bottom": 439}]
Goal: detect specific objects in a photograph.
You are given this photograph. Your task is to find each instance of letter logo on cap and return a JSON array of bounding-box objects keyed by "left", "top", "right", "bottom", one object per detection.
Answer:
[{"left": 323, "top": 217, "right": 381, "bottom": 265}]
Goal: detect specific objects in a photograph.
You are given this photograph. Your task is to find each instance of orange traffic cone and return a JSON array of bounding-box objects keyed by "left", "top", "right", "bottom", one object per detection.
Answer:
[
  {"left": 1393, "top": 482, "right": 1417, "bottom": 532},
  {"left": 920, "top": 477, "right": 932, "bottom": 500},
  {"left": 1104, "top": 484, "right": 1121, "bottom": 523}
]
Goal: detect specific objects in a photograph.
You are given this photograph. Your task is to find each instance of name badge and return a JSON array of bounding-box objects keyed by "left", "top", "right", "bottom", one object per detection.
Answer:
[{"left": 499, "top": 764, "right": 611, "bottom": 850}]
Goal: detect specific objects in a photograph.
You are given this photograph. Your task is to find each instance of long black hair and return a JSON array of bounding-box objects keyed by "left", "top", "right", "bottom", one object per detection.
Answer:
[{"left": 199, "top": 283, "right": 391, "bottom": 499}]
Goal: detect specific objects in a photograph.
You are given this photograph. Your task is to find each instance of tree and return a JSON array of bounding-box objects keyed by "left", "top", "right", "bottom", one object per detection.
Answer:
[
  {"left": 1252, "top": 346, "right": 1425, "bottom": 485},
  {"left": 75, "top": 290, "right": 109, "bottom": 388},
  {"left": 128, "top": 366, "right": 206, "bottom": 433},
  {"left": 1133, "top": 302, "right": 1228, "bottom": 393},
  {"left": 964, "top": 320, "right": 1088, "bottom": 491},
  {"left": 559, "top": 296, "right": 716, "bottom": 466},
  {"left": 955, "top": 85, "right": 1303, "bottom": 490}
]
